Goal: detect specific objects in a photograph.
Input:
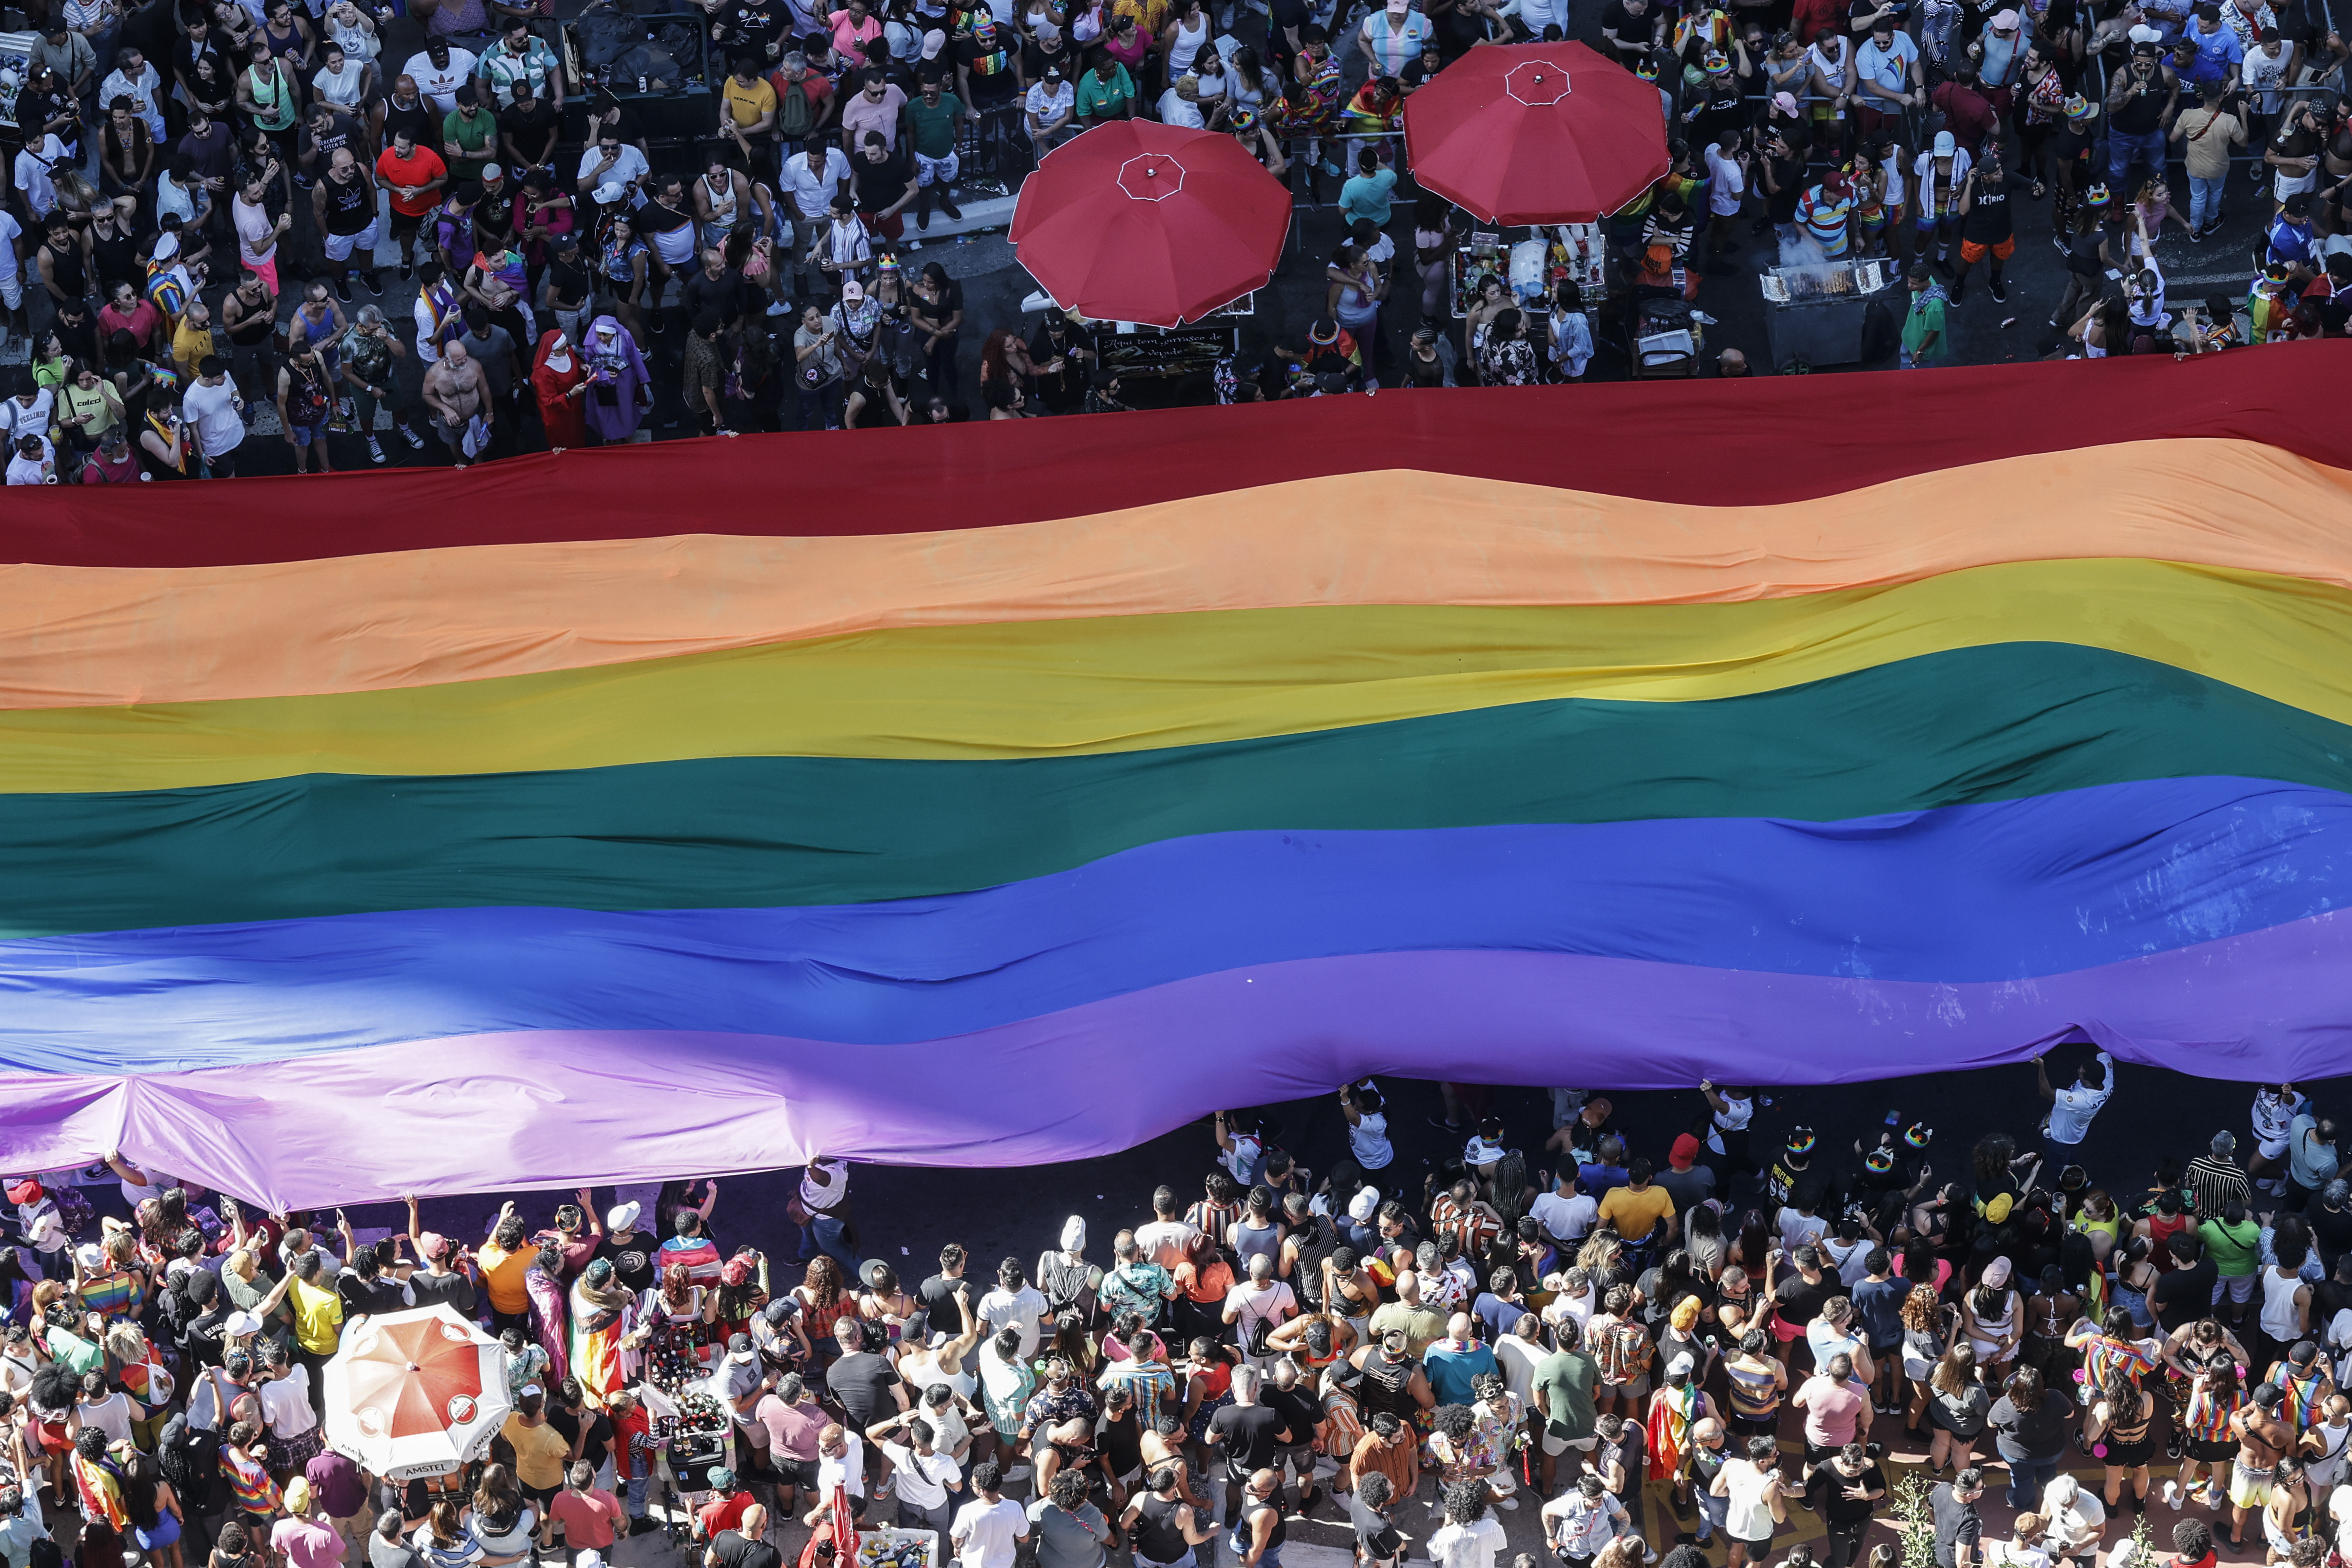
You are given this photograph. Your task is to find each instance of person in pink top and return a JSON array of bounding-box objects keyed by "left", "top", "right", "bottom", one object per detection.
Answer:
[
  {"left": 826, "top": 0, "right": 885, "bottom": 68},
  {"left": 1790, "top": 1351, "right": 1872, "bottom": 1489},
  {"left": 838, "top": 67, "right": 906, "bottom": 151},
  {"left": 270, "top": 1480, "right": 347, "bottom": 1568},
  {"left": 756, "top": 1373, "right": 830, "bottom": 1518}
]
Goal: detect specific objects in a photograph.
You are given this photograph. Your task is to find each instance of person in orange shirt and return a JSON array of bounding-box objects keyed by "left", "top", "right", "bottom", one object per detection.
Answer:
[{"left": 475, "top": 1202, "right": 536, "bottom": 1331}]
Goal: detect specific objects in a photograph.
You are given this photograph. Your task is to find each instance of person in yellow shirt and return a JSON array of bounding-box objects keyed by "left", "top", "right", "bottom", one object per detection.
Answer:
[
  {"left": 1595, "top": 1159, "right": 1677, "bottom": 1266},
  {"left": 285, "top": 1250, "right": 346, "bottom": 1412},
  {"left": 719, "top": 57, "right": 779, "bottom": 179},
  {"left": 476, "top": 1203, "right": 537, "bottom": 1331},
  {"left": 500, "top": 1387, "right": 574, "bottom": 1549},
  {"left": 171, "top": 298, "right": 220, "bottom": 383}
]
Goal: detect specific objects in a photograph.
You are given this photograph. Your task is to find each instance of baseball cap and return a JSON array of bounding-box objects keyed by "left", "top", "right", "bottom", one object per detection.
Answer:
[
  {"left": 1991, "top": 6, "right": 2018, "bottom": 21},
  {"left": 1772, "top": 90, "right": 1798, "bottom": 113},
  {"left": 418, "top": 1231, "right": 450, "bottom": 1263},
  {"left": 606, "top": 1202, "right": 641, "bottom": 1233},
  {"left": 2127, "top": 21, "right": 2162, "bottom": 40},
  {"left": 709, "top": 1467, "right": 738, "bottom": 1489},
  {"left": 921, "top": 26, "right": 945, "bottom": 56},
  {"left": 3, "top": 1180, "right": 39, "bottom": 1205},
  {"left": 728, "top": 1332, "right": 756, "bottom": 1363},
  {"left": 285, "top": 1479, "right": 313, "bottom": 1515},
  {"left": 843, "top": 279, "right": 866, "bottom": 302},
  {"left": 224, "top": 1310, "right": 265, "bottom": 1338},
  {"left": 1669, "top": 1134, "right": 1701, "bottom": 1171},
  {"left": 1982, "top": 1256, "right": 2013, "bottom": 1287},
  {"left": 482, "top": 162, "right": 504, "bottom": 181},
  {"left": 592, "top": 181, "right": 631, "bottom": 204},
  {"left": 1932, "top": 129, "right": 1955, "bottom": 155},
  {"left": 1348, "top": 1185, "right": 1380, "bottom": 1223},
  {"left": 1668, "top": 1352, "right": 1696, "bottom": 1376}
]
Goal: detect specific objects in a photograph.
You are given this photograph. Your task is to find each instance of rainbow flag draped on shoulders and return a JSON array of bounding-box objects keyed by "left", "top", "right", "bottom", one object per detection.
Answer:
[{"left": 3, "top": 351, "right": 2352, "bottom": 1206}]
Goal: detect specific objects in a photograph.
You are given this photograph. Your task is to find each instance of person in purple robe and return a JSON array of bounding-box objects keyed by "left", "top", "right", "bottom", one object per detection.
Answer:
[
  {"left": 579, "top": 313, "right": 652, "bottom": 443},
  {"left": 524, "top": 1241, "right": 571, "bottom": 1387}
]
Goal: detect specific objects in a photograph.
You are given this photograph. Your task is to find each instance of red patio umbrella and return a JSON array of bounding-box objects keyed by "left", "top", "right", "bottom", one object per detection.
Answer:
[
  {"left": 1403, "top": 42, "right": 1670, "bottom": 225},
  {"left": 1010, "top": 120, "right": 1292, "bottom": 328}
]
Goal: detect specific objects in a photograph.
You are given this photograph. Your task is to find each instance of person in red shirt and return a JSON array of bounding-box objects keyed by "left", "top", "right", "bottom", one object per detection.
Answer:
[
  {"left": 372, "top": 124, "right": 449, "bottom": 278},
  {"left": 98, "top": 281, "right": 164, "bottom": 351},
  {"left": 1930, "top": 68, "right": 2000, "bottom": 155},
  {"left": 693, "top": 1468, "right": 754, "bottom": 1541},
  {"left": 547, "top": 1463, "right": 626, "bottom": 1556},
  {"left": 607, "top": 1389, "right": 654, "bottom": 1531},
  {"left": 2168, "top": 1517, "right": 2217, "bottom": 1568}
]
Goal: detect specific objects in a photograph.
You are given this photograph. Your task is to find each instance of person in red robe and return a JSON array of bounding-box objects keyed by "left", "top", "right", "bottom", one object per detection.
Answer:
[{"left": 530, "top": 327, "right": 589, "bottom": 451}]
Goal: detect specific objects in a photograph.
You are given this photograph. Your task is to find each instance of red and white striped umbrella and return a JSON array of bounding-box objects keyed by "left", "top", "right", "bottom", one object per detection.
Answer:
[{"left": 323, "top": 1305, "right": 511, "bottom": 1479}]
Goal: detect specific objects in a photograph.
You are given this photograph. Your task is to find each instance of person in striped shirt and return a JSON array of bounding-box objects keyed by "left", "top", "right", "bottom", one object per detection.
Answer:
[
  {"left": 220, "top": 1420, "right": 281, "bottom": 1525},
  {"left": 1794, "top": 172, "right": 1856, "bottom": 258}
]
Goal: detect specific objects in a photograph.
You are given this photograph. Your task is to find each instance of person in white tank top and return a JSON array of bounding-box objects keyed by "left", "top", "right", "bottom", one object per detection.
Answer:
[{"left": 2262, "top": 1265, "right": 2312, "bottom": 1345}]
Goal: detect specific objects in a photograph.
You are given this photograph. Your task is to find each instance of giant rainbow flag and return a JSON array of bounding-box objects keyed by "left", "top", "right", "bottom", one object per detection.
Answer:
[{"left": 5, "top": 350, "right": 2352, "bottom": 1206}]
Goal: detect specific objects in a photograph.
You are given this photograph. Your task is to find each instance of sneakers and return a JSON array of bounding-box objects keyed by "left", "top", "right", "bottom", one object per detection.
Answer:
[
  {"left": 939, "top": 192, "right": 963, "bottom": 220},
  {"left": 366, "top": 434, "right": 386, "bottom": 463},
  {"left": 2166, "top": 1433, "right": 2185, "bottom": 1460},
  {"left": 1497, "top": 1497, "right": 1519, "bottom": 1511},
  {"left": 402, "top": 425, "right": 427, "bottom": 449},
  {"left": 399, "top": 260, "right": 414, "bottom": 280},
  {"left": 2163, "top": 1481, "right": 2182, "bottom": 1510},
  {"left": 1989, "top": 277, "right": 2008, "bottom": 302},
  {"left": 361, "top": 270, "right": 383, "bottom": 295},
  {"left": 334, "top": 276, "right": 354, "bottom": 303}
]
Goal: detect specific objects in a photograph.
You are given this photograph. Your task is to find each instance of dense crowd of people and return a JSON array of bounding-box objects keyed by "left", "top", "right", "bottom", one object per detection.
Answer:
[
  {"left": 7, "top": 0, "right": 2352, "bottom": 477},
  {"left": 8, "top": 1062, "right": 2352, "bottom": 1568}
]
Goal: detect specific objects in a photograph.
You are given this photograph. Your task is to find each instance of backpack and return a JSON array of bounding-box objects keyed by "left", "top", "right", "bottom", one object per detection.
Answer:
[{"left": 776, "top": 73, "right": 813, "bottom": 138}]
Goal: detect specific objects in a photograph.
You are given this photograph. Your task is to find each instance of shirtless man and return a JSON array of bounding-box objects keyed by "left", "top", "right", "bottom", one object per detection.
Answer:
[
  {"left": 2228, "top": 1381, "right": 2304, "bottom": 1548},
  {"left": 420, "top": 335, "right": 486, "bottom": 466},
  {"left": 1139, "top": 1414, "right": 1206, "bottom": 1508}
]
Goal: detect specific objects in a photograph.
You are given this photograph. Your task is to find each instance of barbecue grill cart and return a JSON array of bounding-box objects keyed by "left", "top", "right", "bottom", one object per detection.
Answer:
[{"left": 1761, "top": 260, "right": 1895, "bottom": 370}]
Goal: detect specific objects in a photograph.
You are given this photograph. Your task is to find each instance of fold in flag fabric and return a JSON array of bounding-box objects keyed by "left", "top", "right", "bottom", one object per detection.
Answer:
[{"left": 5, "top": 349, "right": 2352, "bottom": 1206}]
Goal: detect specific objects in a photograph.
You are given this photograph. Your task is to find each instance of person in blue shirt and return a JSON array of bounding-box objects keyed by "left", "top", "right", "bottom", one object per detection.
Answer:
[
  {"left": 1337, "top": 147, "right": 1398, "bottom": 228},
  {"left": 2170, "top": 35, "right": 2230, "bottom": 90},
  {"left": 1577, "top": 1135, "right": 1631, "bottom": 1206},
  {"left": 2267, "top": 190, "right": 2315, "bottom": 264},
  {"left": 1423, "top": 1314, "right": 1500, "bottom": 1407},
  {"left": 2186, "top": 2, "right": 2244, "bottom": 74}
]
